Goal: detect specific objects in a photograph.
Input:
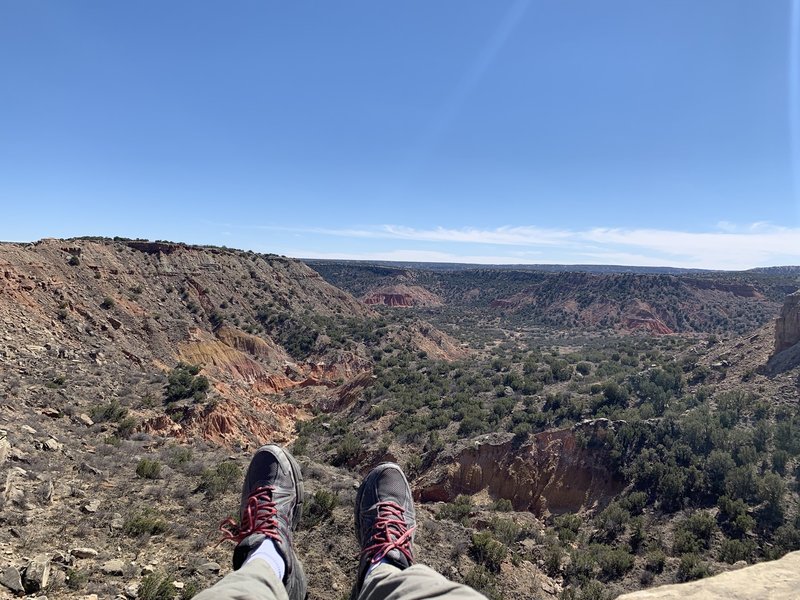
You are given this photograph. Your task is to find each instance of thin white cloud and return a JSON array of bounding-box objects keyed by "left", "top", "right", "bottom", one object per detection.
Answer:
[
  {"left": 247, "top": 222, "right": 800, "bottom": 270},
  {"left": 293, "top": 249, "right": 535, "bottom": 264}
]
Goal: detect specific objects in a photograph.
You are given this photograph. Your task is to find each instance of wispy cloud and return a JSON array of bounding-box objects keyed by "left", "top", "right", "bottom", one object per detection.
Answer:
[
  {"left": 271, "top": 222, "right": 800, "bottom": 270},
  {"left": 293, "top": 249, "right": 540, "bottom": 265}
]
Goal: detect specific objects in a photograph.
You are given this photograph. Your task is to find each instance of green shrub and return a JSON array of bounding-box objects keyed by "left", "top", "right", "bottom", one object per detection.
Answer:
[
  {"left": 117, "top": 416, "right": 137, "bottom": 439},
  {"left": 139, "top": 572, "right": 176, "bottom": 600},
  {"left": 136, "top": 458, "right": 162, "bottom": 479},
  {"left": 302, "top": 489, "right": 339, "bottom": 528},
  {"left": 124, "top": 509, "right": 168, "bottom": 537},
  {"left": 719, "top": 538, "right": 755, "bottom": 564},
  {"left": 405, "top": 454, "right": 422, "bottom": 478},
  {"left": 676, "top": 553, "right": 710, "bottom": 582},
  {"left": 489, "top": 517, "right": 521, "bottom": 545},
  {"left": 180, "top": 581, "right": 200, "bottom": 599},
  {"left": 471, "top": 531, "right": 508, "bottom": 572},
  {"left": 673, "top": 512, "right": 716, "bottom": 554},
  {"left": 463, "top": 566, "right": 502, "bottom": 600},
  {"left": 100, "top": 296, "right": 115, "bottom": 309},
  {"left": 620, "top": 491, "right": 648, "bottom": 516},
  {"left": 332, "top": 433, "right": 361, "bottom": 466},
  {"left": 592, "top": 544, "right": 634, "bottom": 580},
  {"left": 164, "top": 363, "right": 209, "bottom": 404},
  {"left": 167, "top": 446, "right": 193, "bottom": 467},
  {"left": 576, "top": 362, "right": 592, "bottom": 376},
  {"left": 543, "top": 541, "right": 563, "bottom": 576},
  {"left": 554, "top": 513, "right": 583, "bottom": 542},
  {"left": 90, "top": 399, "right": 128, "bottom": 423},
  {"left": 672, "top": 529, "right": 701, "bottom": 555},
  {"left": 491, "top": 498, "right": 513, "bottom": 512},
  {"left": 66, "top": 568, "right": 88, "bottom": 590},
  {"left": 644, "top": 549, "right": 666, "bottom": 573},
  {"left": 566, "top": 580, "right": 612, "bottom": 600},
  {"left": 629, "top": 517, "right": 645, "bottom": 552},
  {"left": 437, "top": 494, "right": 472, "bottom": 525},
  {"left": 717, "top": 496, "right": 755, "bottom": 538},
  {"left": 595, "top": 502, "right": 630, "bottom": 540},
  {"left": 566, "top": 549, "right": 595, "bottom": 583},
  {"left": 198, "top": 462, "right": 241, "bottom": 498}
]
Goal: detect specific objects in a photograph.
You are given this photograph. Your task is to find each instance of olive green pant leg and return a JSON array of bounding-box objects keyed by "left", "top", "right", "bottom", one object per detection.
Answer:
[
  {"left": 359, "top": 564, "right": 488, "bottom": 600},
  {"left": 193, "top": 559, "right": 289, "bottom": 600}
]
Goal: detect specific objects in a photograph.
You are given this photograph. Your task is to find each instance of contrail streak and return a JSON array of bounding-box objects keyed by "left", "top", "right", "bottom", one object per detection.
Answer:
[
  {"left": 404, "top": 0, "right": 530, "bottom": 175},
  {"left": 427, "top": 0, "right": 530, "bottom": 145}
]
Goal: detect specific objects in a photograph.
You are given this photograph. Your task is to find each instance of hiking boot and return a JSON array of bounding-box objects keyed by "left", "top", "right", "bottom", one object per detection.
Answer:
[
  {"left": 351, "top": 463, "right": 416, "bottom": 598},
  {"left": 220, "top": 444, "right": 307, "bottom": 600}
]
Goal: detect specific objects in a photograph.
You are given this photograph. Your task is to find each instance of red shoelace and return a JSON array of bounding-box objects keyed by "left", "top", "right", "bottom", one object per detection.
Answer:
[
  {"left": 361, "top": 501, "right": 416, "bottom": 565},
  {"left": 219, "top": 485, "right": 280, "bottom": 544}
]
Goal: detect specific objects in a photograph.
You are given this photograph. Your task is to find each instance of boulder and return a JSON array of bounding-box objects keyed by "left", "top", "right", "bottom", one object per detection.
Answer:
[
  {"left": 101, "top": 559, "right": 125, "bottom": 576},
  {"left": 23, "top": 554, "right": 51, "bottom": 593},
  {"left": 196, "top": 561, "right": 221, "bottom": 574},
  {"left": 43, "top": 438, "right": 62, "bottom": 452},
  {"left": 0, "top": 437, "right": 10, "bottom": 464},
  {"left": 110, "top": 513, "right": 125, "bottom": 530},
  {"left": 0, "top": 566, "right": 24, "bottom": 594},
  {"left": 71, "top": 547, "right": 99, "bottom": 559}
]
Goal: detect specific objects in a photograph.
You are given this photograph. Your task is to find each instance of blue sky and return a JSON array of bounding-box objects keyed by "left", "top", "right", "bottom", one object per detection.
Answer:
[{"left": 1, "top": 1, "right": 799, "bottom": 269}]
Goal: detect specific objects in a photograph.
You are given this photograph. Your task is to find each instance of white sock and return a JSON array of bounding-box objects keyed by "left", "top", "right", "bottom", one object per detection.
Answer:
[
  {"left": 365, "top": 558, "right": 389, "bottom": 577},
  {"left": 245, "top": 539, "right": 286, "bottom": 580}
]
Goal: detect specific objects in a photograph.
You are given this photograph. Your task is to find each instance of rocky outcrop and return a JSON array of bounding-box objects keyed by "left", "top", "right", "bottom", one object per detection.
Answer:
[
  {"left": 363, "top": 284, "right": 443, "bottom": 307},
  {"left": 416, "top": 421, "right": 623, "bottom": 516},
  {"left": 143, "top": 394, "right": 303, "bottom": 446},
  {"left": 491, "top": 298, "right": 518, "bottom": 309},
  {"left": 388, "top": 322, "right": 470, "bottom": 361},
  {"left": 623, "top": 300, "right": 674, "bottom": 335},
  {"left": 617, "top": 550, "right": 800, "bottom": 599},
  {"left": 320, "top": 371, "right": 376, "bottom": 412},
  {"left": 773, "top": 290, "right": 800, "bottom": 354},
  {"left": 179, "top": 337, "right": 288, "bottom": 391},
  {"left": 684, "top": 278, "right": 763, "bottom": 298},
  {"left": 215, "top": 325, "right": 290, "bottom": 364},
  {"left": 126, "top": 240, "right": 183, "bottom": 255}
]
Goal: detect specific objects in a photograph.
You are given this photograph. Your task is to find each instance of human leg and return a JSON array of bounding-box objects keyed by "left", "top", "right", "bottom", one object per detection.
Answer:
[
  {"left": 193, "top": 557, "right": 289, "bottom": 600},
  {"left": 358, "top": 563, "right": 488, "bottom": 600},
  {"left": 351, "top": 463, "right": 488, "bottom": 600},
  {"left": 194, "top": 444, "right": 307, "bottom": 600}
]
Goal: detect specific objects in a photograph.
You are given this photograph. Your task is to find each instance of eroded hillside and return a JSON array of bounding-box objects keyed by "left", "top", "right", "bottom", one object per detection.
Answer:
[
  {"left": 1, "top": 241, "right": 799, "bottom": 600},
  {"left": 309, "top": 261, "right": 798, "bottom": 335}
]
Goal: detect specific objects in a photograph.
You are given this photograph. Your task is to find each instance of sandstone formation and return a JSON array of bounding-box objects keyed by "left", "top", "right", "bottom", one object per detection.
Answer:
[
  {"left": 617, "top": 550, "right": 800, "bottom": 599},
  {"left": 363, "top": 284, "right": 443, "bottom": 307},
  {"left": 416, "top": 421, "right": 623, "bottom": 516},
  {"left": 773, "top": 290, "right": 800, "bottom": 354},
  {"left": 622, "top": 299, "right": 674, "bottom": 335}
]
